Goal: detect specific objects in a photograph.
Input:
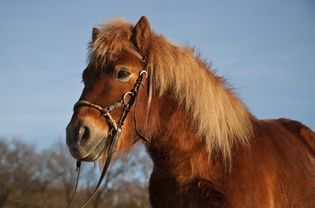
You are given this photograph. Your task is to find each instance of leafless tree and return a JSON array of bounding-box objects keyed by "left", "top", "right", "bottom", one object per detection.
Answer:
[
  {"left": 0, "top": 138, "right": 44, "bottom": 207},
  {"left": 76, "top": 144, "right": 152, "bottom": 208},
  {"left": 39, "top": 140, "right": 77, "bottom": 207},
  {"left": 0, "top": 138, "right": 152, "bottom": 208}
]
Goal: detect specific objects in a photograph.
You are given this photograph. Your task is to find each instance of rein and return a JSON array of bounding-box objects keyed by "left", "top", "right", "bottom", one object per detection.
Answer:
[{"left": 67, "top": 50, "right": 148, "bottom": 208}]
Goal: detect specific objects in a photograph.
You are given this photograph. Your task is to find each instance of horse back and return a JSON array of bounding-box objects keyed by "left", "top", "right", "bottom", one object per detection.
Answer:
[{"left": 228, "top": 118, "right": 315, "bottom": 207}]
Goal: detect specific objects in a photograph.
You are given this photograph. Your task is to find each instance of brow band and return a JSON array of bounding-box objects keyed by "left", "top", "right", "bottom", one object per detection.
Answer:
[{"left": 128, "top": 48, "right": 146, "bottom": 63}]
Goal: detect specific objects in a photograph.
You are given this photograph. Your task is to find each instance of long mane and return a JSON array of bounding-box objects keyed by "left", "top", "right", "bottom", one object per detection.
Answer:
[{"left": 90, "top": 18, "right": 254, "bottom": 161}]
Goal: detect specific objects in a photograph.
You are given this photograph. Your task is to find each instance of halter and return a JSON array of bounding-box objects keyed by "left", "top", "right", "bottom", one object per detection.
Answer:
[{"left": 67, "top": 49, "right": 148, "bottom": 208}]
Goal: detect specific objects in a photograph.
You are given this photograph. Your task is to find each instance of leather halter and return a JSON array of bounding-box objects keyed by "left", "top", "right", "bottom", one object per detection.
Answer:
[{"left": 68, "top": 49, "right": 148, "bottom": 208}]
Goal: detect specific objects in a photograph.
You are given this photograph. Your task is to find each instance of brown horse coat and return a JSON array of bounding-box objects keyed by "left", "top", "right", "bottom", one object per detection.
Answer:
[
  {"left": 148, "top": 117, "right": 315, "bottom": 207},
  {"left": 66, "top": 16, "right": 315, "bottom": 207}
]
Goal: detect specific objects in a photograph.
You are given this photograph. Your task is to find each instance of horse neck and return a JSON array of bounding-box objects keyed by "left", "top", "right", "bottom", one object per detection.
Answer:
[
  {"left": 145, "top": 94, "right": 225, "bottom": 185},
  {"left": 143, "top": 54, "right": 254, "bottom": 185}
]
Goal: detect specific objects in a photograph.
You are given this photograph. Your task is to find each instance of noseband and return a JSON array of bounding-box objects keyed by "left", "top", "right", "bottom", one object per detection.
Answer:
[
  {"left": 74, "top": 69, "right": 148, "bottom": 133},
  {"left": 68, "top": 50, "right": 148, "bottom": 208}
]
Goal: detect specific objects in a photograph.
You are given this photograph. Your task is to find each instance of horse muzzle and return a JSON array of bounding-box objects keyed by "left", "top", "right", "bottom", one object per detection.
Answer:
[{"left": 66, "top": 119, "right": 107, "bottom": 161}]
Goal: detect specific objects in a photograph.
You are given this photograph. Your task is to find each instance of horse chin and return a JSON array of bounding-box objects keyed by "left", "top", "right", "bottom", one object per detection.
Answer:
[
  {"left": 80, "top": 138, "right": 107, "bottom": 162},
  {"left": 69, "top": 139, "right": 106, "bottom": 162}
]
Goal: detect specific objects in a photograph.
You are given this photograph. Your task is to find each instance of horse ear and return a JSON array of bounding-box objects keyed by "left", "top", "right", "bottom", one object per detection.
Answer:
[
  {"left": 132, "top": 16, "right": 151, "bottom": 56},
  {"left": 92, "top": 27, "right": 100, "bottom": 42}
]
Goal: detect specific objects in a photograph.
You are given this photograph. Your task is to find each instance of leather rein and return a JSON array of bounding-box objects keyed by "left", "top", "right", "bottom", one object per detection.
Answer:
[{"left": 67, "top": 49, "right": 148, "bottom": 208}]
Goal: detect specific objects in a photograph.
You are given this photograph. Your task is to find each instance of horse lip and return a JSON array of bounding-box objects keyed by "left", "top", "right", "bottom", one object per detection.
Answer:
[
  {"left": 81, "top": 138, "right": 107, "bottom": 162},
  {"left": 69, "top": 137, "right": 107, "bottom": 161}
]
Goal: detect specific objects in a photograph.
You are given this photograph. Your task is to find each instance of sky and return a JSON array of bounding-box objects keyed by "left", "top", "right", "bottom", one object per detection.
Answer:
[{"left": 0, "top": 0, "right": 314, "bottom": 149}]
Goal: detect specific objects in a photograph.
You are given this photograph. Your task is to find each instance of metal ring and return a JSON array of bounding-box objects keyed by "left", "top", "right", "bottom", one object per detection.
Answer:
[
  {"left": 122, "top": 91, "right": 134, "bottom": 105},
  {"left": 139, "top": 70, "right": 148, "bottom": 78}
]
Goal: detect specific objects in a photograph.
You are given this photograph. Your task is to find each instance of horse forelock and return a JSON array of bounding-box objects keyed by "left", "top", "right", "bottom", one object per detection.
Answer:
[
  {"left": 90, "top": 18, "right": 254, "bottom": 161},
  {"left": 88, "top": 18, "right": 135, "bottom": 67}
]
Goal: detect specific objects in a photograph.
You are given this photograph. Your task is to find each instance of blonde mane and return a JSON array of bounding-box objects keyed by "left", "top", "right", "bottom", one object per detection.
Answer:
[{"left": 90, "top": 18, "right": 254, "bottom": 160}]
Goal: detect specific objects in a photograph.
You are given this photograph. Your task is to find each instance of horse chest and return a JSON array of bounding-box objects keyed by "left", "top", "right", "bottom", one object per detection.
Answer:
[{"left": 149, "top": 172, "right": 226, "bottom": 208}]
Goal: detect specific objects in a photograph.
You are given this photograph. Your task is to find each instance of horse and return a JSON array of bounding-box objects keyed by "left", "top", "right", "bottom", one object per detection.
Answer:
[{"left": 66, "top": 16, "right": 315, "bottom": 207}]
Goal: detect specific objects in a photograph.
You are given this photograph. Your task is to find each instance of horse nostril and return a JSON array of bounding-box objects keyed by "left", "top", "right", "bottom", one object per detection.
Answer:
[
  {"left": 78, "top": 126, "right": 90, "bottom": 146},
  {"left": 78, "top": 125, "right": 90, "bottom": 146}
]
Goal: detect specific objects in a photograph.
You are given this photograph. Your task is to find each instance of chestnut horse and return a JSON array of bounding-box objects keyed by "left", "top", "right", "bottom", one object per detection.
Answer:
[{"left": 66, "top": 16, "right": 315, "bottom": 207}]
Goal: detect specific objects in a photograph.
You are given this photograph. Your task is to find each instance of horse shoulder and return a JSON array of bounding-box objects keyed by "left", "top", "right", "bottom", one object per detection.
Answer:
[{"left": 277, "top": 118, "right": 315, "bottom": 156}]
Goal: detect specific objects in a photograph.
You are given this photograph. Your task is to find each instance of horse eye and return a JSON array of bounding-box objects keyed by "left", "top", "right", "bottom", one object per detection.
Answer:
[{"left": 117, "top": 69, "right": 131, "bottom": 80}]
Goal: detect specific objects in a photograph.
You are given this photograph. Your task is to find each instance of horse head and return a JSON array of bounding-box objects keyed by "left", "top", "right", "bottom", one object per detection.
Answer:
[{"left": 66, "top": 16, "right": 152, "bottom": 162}]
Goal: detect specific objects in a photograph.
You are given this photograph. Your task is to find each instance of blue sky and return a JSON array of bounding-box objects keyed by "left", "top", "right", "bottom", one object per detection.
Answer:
[{"left": 0, "top": 0, "right": 314, "bottom": 148}]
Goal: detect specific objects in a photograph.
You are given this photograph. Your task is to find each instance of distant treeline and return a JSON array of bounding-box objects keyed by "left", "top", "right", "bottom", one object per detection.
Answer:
[{"left": 0, "top": 138, "right": 152, "bottom": 208}]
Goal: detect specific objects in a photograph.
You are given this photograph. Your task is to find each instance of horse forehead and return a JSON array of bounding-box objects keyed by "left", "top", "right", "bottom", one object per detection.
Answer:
[
  {"left": 87, "top": 50, "right": 142, "bottom": 73},
  {"left": 115, "top": 51, "right": 143, "bottom": 67}
]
